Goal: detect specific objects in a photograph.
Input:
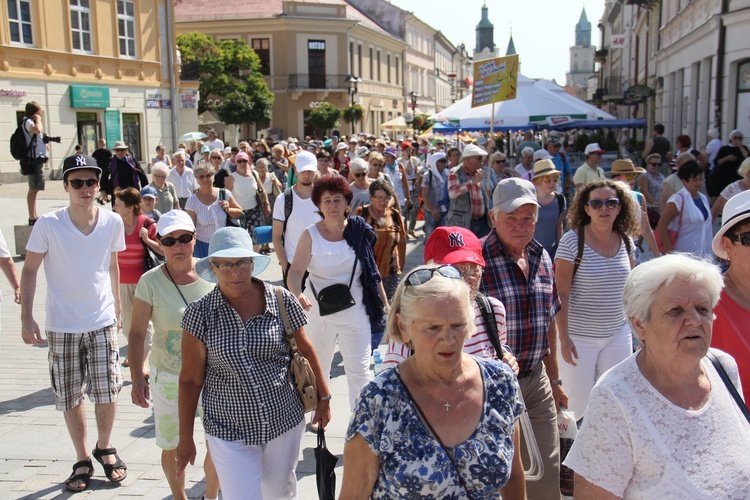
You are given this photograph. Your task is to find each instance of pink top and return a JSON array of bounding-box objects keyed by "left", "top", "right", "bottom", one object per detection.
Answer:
[
  {"left": 118, "top": 215, "right": 157, "bottom": 284},
  {"left": 711, "top": 288, "right": 750, "bottom": 402}
]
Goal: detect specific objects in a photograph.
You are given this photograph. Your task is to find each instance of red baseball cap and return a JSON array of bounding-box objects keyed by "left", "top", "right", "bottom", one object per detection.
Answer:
[{"left": 424, "top": 226, "right": 485, "bottom": 267}]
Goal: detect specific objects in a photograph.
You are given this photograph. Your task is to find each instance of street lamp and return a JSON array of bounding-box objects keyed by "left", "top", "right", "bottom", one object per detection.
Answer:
[{"left": 345, "top": 74, "right": 362, "bottom": 134}]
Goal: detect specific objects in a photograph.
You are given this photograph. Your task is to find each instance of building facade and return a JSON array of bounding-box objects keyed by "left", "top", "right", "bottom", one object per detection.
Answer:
[
  {"left": 1, "top": 0, "right": 195, "bottom": 181},
  {"left": 176, "top": 0, "right": 407, "bottom": 139}
]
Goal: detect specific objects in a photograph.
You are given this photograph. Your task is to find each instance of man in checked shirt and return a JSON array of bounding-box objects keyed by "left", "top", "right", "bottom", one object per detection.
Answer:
[
  {"left": 446, "top": 143, "right": 493, "bottom": 238},
  {"left": 481, "top": 177, "right": 568, "bottom": 500}
]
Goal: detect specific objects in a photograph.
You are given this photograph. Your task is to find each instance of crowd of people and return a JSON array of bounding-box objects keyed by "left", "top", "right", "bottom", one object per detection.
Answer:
[{"left": 8, "top": 106, "right": 750, "bottom": 499}]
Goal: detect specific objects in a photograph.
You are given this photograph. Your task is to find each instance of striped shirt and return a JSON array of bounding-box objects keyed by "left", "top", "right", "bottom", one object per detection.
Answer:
[
  {"left": 383, "top": 296, "right": 507, "bottom": 367},
  {"left": 480, "top": 231, "right": 561, "bottom": 376},
  {"left": 181, "top": 280, "right": 308, "bottom": 445},
  {"left": 555, "top": 230, "right": 633, "bottom": 338}
]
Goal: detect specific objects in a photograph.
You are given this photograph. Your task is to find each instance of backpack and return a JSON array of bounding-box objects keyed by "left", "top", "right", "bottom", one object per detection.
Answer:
[
  {"left": 10, "top": 117, "right": 35, "bottom": 161},
  {"left": 281, "top": 187, "right": 294, "bottom": 246},
  {"left": 555, "top": 192, "right": 565, "bottom": 215}
]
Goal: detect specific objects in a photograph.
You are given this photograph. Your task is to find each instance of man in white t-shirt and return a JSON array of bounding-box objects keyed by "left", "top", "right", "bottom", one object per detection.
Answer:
[
  {"left": 0, "top": 228, "right": 21, "bottom": 331},
  {"left": 20, "top": 154, "right": 128, "bottom": 493},
  {"left": 203, "top": 128, "right": 224, "bottom": 152},
  {"left": 272, "top": 150, "right": 322, "bottom": 288}
]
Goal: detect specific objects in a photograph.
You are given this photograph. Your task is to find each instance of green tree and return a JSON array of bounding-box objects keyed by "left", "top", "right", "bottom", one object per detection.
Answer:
[
  {"left": 308, "top": 103, "right": 342, "bottom": 137},
  {"left": 342, "top": 105, "right": 364, "bottom": 132},
  {"left": 176, "top": 33, "right": 274, "bottom": 119}
]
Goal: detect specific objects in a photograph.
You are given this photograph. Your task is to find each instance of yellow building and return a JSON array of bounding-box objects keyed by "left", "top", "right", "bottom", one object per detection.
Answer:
[
  {"left": 0, "top": 0, "right": 197, "bottom": 181},
  {"left": 175, "top": 0, "right": 408, "bottom": 140}
]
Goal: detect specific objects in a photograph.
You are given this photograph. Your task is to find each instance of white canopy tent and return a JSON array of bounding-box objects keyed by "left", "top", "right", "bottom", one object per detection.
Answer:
[{"left": 533, "top": 80, "right": 615, "bottom": 120}]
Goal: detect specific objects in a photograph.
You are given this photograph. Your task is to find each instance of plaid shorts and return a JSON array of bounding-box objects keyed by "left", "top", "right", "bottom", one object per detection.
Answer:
[{"left": 47, "top": 323, "right": 123, "bottom": 411}]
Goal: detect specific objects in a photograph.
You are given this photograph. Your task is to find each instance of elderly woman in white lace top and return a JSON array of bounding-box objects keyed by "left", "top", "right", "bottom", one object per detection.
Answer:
[{"left": 564, "top": 254, "right": 750, "bottom": 499}]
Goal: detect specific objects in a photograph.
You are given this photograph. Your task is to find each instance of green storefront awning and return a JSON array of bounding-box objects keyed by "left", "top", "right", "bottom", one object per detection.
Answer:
[{"left": 69, "top": 85, "right": 110, "bottom": 108}]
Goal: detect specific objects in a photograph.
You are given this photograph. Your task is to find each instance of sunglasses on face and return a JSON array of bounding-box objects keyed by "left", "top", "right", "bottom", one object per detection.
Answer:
[
  {"left": 211, "top": 156, "right": 222, "bottom": 160},
  {"left": 494, "top": 160, "right": 506, "bottom": 164},
  {"left": 542, "top": 175, "right": 560, "bottom": 183},
  {"left": 649, "top": 162, "right": 661, "bottom": 167},
  {"left": 405, "top": 264, "right": 462, "bottom": 287},
  {"left": 616, "top": 173, "right": 639, "bottom": 180},
  {"left": 732, "top": 136, "right": 744, "bottom": 141},
  {"left": 587, "top": 198, "right": 620, "bottom": 210},
  {"left": 354, "top": 172, "right": 366, "bottom": 178},
  {"left": 236, "top": 160, "right": 249, "bottom": 164},
  {"left": 197, "top": 174, "right": 214, "bottom": 179},
  {"left": 159, "top": 233, "right": 194, "bottom": 246},
  {"left": 68, "top": 178, "right": 99, "bottom": 189},
  {"left": 728, "top": 231, "right": 750, "bottom": 247}
]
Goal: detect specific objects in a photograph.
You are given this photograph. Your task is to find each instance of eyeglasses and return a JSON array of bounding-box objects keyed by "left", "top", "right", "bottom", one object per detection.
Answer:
[
  {"left": 587, "top": 198, "right": 620, "bottom": 210},
  {"left": 732, "top": 136, "right": 744, "bottom": 140},
  {"left": 236, "top": 160, "right": 249, "bottom": 164},
  {"left": 542, "top": 175, "right": 560, "bottom": 183},
  {"left": 67, "top": 178, "right": 99, "bottom": 189},
  {"left": 354, "top": 172, "right": 366, "bottom": 178},
  {"left": 405, "top": 265, "right": 462, "bottom": 287},
  {"left": 211, "top": 156, "right": 222, "bottom": 160},
  {"left": 494, "top": 160, "right": 506, "bottom": 164},
  {"left": 211, "top": 258, "right": 253, "bottom": 271},
  {"left": 319, "top": 158, "right": 332, "bottom": 162},
  {"left": 159, "top": 233, "right": 194, "bottom": 246},
  {"left": 550, "top": 143, "right": 561, "bottom": 148},
  {"left": 370, "top": 162, "right": 383, "bottom": 167},
  {"left": 114, "top": 148, "right": 127, "bottom": 152},
  {"left": 728, "top": 231, "right": 750, "bottom": 247},
  {"left": 649, "top": 162, "right": 661, "bottom": 167},
  {"left": 197, "top": 174, "right": 214, "bottom": 179}
]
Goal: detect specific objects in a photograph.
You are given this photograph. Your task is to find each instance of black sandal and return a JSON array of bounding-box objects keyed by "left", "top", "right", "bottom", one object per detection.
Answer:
[
  {"left": 93, "top": 444, "right": 128, "bottom": 483},
  {"left": 65, "top": 459, "right": 94, "bottom": 493}
]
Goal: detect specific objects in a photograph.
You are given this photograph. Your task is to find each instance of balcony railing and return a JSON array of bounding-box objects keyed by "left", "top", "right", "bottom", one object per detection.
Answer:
[
  {"left": 594, "top": 49, "right": 609, "bottom": 62},
  {"left": 288, "top": 74, "right": 348, "bottom": 90}
]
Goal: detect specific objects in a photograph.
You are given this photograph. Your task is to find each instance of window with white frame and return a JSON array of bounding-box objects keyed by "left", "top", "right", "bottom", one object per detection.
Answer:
[
  {"left": 117, "top": 0, "right": 136, "bottom": 58},
  {"left": 8, "top": 0, "right": 33, "bottom": 45},
  {"left": 70, "top": 0, "right": 92, "bottom": 52}
]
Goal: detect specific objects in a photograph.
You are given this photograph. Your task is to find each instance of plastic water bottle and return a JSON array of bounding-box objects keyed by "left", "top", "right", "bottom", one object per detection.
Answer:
[{"left": 373, "top": 350, "right": 384, "bottom": 375}]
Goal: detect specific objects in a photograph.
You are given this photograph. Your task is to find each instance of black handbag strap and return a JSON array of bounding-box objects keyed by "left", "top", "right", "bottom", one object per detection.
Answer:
[
  {"left": 706, "top": 350, "right": 750, "bottom": 425},
  {"left": 163, "top": 264, "right": 189, "bottom": 308},
  {"left": 394, "top": 369, "right": 473, "bottom": 499},
  {"left": 474, "top": 292, "right": 503, "bottom": 359},
  {"left": 308, "top": 251, "right": 357, "bottom": 300}
]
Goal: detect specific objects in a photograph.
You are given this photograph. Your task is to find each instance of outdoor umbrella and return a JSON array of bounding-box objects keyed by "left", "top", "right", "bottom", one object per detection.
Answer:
[
  {"left": 380, "top": 115, "right": 411, "bottom": 131},
  {"left": 178, "top": 131, "right": 207, "bottom": 142}
]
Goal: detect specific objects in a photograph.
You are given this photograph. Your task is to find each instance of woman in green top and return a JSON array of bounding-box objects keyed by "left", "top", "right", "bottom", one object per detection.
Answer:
[{"left": 128, "top": 210, "right": 219, "bottom": 500}]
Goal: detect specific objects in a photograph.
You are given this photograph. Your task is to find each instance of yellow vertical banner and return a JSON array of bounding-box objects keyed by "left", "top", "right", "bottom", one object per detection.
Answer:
[{"left": 471, "top": 54, "right": 520, "bottom": 108}]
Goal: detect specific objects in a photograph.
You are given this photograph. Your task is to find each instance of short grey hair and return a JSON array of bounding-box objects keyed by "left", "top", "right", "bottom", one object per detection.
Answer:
[
  {"left": 173, "top": 151, "right": 186, "bottom": 162},
  {"left": 193, "top": 163, "right": 213, "bottom": 177},
  {"left": 350, "top": 157, "right": 368, "bottom": 173},
  {"left": 255, "top": 158, "right": 270, "bottom": 169},
  {"left": 521, "top": 147, "right": 535, "bottom": 157},
  {"left": 623, "top": 254, "right": 724, "bottom": 345},
  {"left": 707, "top": 128, "right": 719, "bottom": 139},
  {"left": 152, "top": 162, "right": 169, "bottom": 176},
  {"left": 386, "top": 265, "right": 475, "bottom": 348}
]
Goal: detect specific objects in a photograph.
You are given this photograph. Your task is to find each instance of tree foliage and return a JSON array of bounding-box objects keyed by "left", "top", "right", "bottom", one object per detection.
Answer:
[
  {"left": 176, "top": 32, "right": 274, "bottom": 120},
  {"left": 308, "top": 103, "right": 342, "bottom": 136}
]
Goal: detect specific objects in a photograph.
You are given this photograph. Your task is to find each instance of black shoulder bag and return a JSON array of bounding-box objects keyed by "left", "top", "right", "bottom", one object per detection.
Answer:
[
  {"left": 706, "top": 350, "right": 750, "bottom": 425},
  {"left": 308, "top": 255, "right": 357, "bottom": 316}
]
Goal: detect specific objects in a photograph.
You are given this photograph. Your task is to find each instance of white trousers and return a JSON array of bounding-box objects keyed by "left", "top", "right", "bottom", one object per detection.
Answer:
[
  {"left": 305, "top": 310, "right": 372, "bottom": 410},
  {"left": 558, "top": 322, "right": 633, "bottom": 420},
  {"left": 206, "top": 420, "right": 305, "bottom": 500}
]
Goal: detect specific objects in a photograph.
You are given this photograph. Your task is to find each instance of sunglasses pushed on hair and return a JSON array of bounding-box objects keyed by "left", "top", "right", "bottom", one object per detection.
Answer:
[{"left": 405, "top": 265, "right": 462, "bottom": 287}]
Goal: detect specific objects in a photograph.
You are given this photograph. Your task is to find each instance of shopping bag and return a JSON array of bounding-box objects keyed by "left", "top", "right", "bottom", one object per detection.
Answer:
[
  {"left": 558, "top": 407, "right": 578, "bottom": 497},
  {"left": 315, "top": 426, "right": 338, "bottom": 500}
]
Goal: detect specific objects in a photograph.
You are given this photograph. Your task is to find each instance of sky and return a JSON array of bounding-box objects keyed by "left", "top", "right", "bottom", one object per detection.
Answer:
[{"left": 387, "top": 0, "right": 605, "bottom": 85}]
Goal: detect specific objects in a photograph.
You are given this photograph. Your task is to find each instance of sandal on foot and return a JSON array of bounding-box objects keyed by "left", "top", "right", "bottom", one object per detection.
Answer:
[
  {"left": 65, "top": 459, "right": 94, "bottom": 493},
  {"left": 93, "top": 444, "right": 128, "bottom": 483}
]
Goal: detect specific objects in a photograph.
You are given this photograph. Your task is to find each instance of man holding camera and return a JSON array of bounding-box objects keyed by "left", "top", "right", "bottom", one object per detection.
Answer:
[{"left": 21, "top": 102, "right": 47, "bottom": 225}]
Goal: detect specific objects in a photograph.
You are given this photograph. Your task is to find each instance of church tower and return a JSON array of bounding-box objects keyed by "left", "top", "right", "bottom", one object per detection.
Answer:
[
  {"left": 474, "top": 3, "right": 499, "bottom": 61},
  {"left": 566, "top": 8, "right": 595, "bottom": 87}
]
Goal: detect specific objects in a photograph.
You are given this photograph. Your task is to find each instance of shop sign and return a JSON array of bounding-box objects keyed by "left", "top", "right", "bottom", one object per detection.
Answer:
[
  {"left": 69, "top": 85, "right": 110, "bottom": 108},
  {"left": 623, "top": 85, "right": 655, "bottom": 104},
  {"left": 310, "top": 101, "right": 328, "bottom": 108},
  {"left": 147, "top": 99, "right": 172, "bottom": 109},
  {"left": 611, "top": 35, "right": 626, "bottom": 49},
  {"left": 0, "top": 89, "right": 27, "bottom": 97},
  {"left": 180, "top": 91, "right": 198, "bottom": 109},
  {"left": 104, "top": 110, "right": 121, "bottom": 147}
]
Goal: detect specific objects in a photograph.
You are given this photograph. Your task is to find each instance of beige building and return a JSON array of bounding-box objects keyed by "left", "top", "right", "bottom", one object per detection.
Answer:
[
  {"left": 175, "top": 0, "right": 407, "bottom": 139},
  {"left": 0, "top": 0, "right": 197, "bottom": 181}
]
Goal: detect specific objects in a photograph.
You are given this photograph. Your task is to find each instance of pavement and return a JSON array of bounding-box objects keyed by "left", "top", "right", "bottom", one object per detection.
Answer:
[{"left": 0, "top": 178, "right": 426, "bottom": 499}]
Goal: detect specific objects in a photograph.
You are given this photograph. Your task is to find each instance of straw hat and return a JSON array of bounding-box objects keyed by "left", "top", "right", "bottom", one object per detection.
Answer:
[
  {"left": 531, "top": 159, "right": 559, "bottom": 181},
  {"left": 605, "top": 159, "right": 646, "bottom": 176}
]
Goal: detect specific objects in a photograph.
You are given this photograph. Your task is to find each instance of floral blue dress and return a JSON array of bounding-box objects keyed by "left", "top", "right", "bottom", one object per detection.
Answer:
[{"left": 346, "top": 357, "right": 523, "bottom": 499}]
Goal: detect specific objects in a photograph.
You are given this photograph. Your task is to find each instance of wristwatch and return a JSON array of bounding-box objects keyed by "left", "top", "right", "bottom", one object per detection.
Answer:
[{"left": 550, "top": 379, "right": 563, "bottom": 386}]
